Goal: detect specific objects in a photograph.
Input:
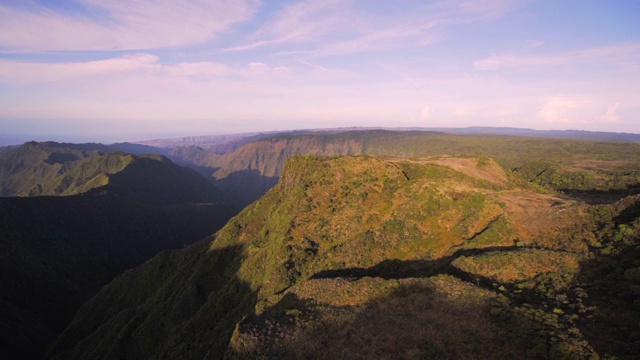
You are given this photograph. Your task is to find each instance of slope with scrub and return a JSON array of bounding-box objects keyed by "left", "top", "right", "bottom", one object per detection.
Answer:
[
  {"left": 168, "top": 130, "right": 640, "bottom": 207},
  {"left": 49, "top": 154, "right": 640, "bottom": 359}
]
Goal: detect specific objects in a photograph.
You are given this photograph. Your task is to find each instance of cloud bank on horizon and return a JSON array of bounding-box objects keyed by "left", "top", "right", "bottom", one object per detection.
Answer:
[{"left": 0, "top": 0, "right": 638, "bottom": 142}]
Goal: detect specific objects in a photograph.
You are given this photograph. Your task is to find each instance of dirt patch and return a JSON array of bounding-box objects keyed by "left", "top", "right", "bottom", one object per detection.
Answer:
[
  {"left": 499, "top": 191, "right": 589, "bottom": 251},
  {"left": 428, "top": 156, "right": 510, "bottom": 186}
]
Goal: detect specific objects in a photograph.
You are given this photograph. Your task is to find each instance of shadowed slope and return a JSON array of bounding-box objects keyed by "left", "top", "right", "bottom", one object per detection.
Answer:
[
  {"left": 50, "top": 154, "right": 627, "bottom": 359},
  {"left": 48, "top": 243, "right": 256, "bottom": 360},
  {"left": 0, "top": 142, "right": 237, "bottom": 359},
  {"left": 0, "top": 195, "right": 237, "bottom": 360}
]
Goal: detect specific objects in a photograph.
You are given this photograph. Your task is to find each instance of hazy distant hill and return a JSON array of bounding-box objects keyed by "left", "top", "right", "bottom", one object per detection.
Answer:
[
  {"left": 134, "top": 132, "right": 277, "bottom": 154},
  {"left": 165, "top": 130, "right": 640, "bottom": 207},
  {"left": 49, "top": 155, "right": 640, "bottom": 359},
  {"left": 0, "top": 142, "right": 237, "bottom": 359},
  {"left": 135, "top": 127, "right": 640, "bottom": 149},
  {"left": 0, "top": 141, "right": 108, "bottom": 196},
  {"left": 0, "top": 141, "right": 227, "bottom": 204},
  {"left": 134, "top": 129, "right": 339, "bottom": 153},
  {"left": 441, "top": 127, "right": 640, "bottom": 143}
]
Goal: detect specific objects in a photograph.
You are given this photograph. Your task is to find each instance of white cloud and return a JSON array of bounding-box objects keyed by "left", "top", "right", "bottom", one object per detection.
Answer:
[
  {"left": 474, "top": 53, "right": 564, "bottom": 71},
  {"left": 0, "top": 55, "right": 295, "bottom": 84},
  {"left": 223, "top": 0, "right": 361, "bottom": 53},
  {"left": 475, "top": 42, "right": 640, "bottom": 71},
  {"left": 537, "top": 95, "right": 579, "bottom": 123},
  {"left": 456, "top": 0, "right": 515, "bottom": 20},
  {"left": 536, "top": 94, "right": 588, "bottom": 124},
  {"left": 525, "top": 40, "right": 545, "bottom": 48},
  {"left": 166, "top": 62, "right": 232, "bottom": 78},
  {"left": 225, "top": 0, "right": 519, "bottom": 57},
  {"left": 421, "top": 105, "right": 431, "bottom": 121},
  {"left": 0, "top": 0, "right": 258, "bottom": 52},
  {"left": 603, "top": 102, "right": 621, "bottom": 123},
  {"left": 0, "top": 54, "right": 160, "bottom": 83}
]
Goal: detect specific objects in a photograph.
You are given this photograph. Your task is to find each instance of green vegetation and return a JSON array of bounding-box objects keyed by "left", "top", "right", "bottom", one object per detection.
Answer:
[
  {"left": 0, "top": 141, "right": 108, "bottom": 196},
  {"left": 4, "top": 132, "right": 640, "bottom": 359},
  {"left": 0, "top": 142, "right": 236, "bottom": 359},
  {"left": 512, "top": 160, "right": 640, "bottom": 195},
  {"left": 0, "top": 141, "right": 227, "bottom": 204},
  {"left": 169, "top": 130, "right": 640, "bottom": 207},
  {"left": 47, "top": 151, "right": 640, "bottom": 359}
]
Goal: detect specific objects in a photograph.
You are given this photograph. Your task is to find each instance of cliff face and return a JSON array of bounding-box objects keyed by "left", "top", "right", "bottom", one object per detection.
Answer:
[
  {"left": 48, "top": 154, "right": 640, "bottom": 359},
  {"left": 169, "top": 130, "right": 640, "bottom": 208}
]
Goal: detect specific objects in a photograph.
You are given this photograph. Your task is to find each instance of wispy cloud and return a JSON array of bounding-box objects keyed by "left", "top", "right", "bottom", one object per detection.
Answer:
[
  {"left": 0, "top": 0, "right": 259, "bottom": 52},
  {"left": 525, "top": 40, "right": 545, "bottom": 48},
  {"left": 0, "top": 55, "right": 294, "bottom": 84},
  {"left": 475, "top": 42, "right": 640, "bottom": 70},
  {"left": 225, "top": 0, "right": 518, "bottom": 57},
  {"left": 223, "top": 0, "right": 362, "bottom": 52},
  {"left": 475, "top": 53, "right": 565, "bottom": 71},
  {"left": 0, "top": 54, "right": 160, "bottom": 83}
]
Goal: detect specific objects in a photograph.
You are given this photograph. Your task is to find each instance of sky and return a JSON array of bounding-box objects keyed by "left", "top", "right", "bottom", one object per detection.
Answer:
[{"left": 0, "top": 0, "right": 639, "bottom": 143}]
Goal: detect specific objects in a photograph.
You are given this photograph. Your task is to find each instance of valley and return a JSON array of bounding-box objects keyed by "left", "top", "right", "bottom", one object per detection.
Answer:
[
  {"left": 0, "top": 143, "right": 237, "bottom": 359},
  {"left": 1, "top": 129, "right": 639, "bottom": 359}
]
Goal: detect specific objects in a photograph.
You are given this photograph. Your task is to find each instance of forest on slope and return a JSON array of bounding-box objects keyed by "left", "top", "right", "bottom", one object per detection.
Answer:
[
  {"left": 49, "top": 154, "right": 640, "bottom": 359},
  {"left": 2, "top": 130, "right": 640, "bottom": 359},
  {"left": 0, "top": 142, "right": 237, "bottom": 359},
  {"left": 164, "top": 130, "right": 640, "bottom": 207}
]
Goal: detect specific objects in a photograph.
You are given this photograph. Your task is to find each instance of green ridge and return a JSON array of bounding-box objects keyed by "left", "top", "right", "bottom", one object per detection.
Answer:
[{"left": 48, "top": 154, "right": 640, "bottom": 359}]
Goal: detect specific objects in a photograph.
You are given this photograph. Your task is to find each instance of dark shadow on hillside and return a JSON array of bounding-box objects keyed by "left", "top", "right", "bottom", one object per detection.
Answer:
[
  {"left": 0, "top": 194, "right": 236, "bottom": 360},
  {"left": 311, "top": 246, "right": 518, "bottom": 288},
  {"left": 233, "top": 235, "right": 622, "bottom": 359},
  {"left": 231, "top": 274, "right": 543, "bottom": 359},
  {"left": 212, "top": 169, "right": 279, "bottom": 208},
  {"left": 172, "top": 161, "right": 220, "bottom": 181},
  {"left": 571, "top": 208, "right": 640, "bottom": 359},
  {"left": 559, "top": 185, "right": 640, "bottom": 205},
  {"left": 108, "top": 142, "right": 170, "bottom": 156},
  {"left": 44, "top": 152, "right": 80, "bottom": 164},
  {"left": 102, "top": 158, "right": 228, "bottom": 205},
  {"left": 47, "top": 244, "right": 258, "bottom": 360},
  {"left": 612, "top": 196, "right": 640, "bottom": 224}
]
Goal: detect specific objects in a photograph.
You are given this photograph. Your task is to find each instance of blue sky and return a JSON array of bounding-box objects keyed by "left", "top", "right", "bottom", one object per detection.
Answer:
[{"left": 0, "top": 0, "right": 639, "bottom": 143}]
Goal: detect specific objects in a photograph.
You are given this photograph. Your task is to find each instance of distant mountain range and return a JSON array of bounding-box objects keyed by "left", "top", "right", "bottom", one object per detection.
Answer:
[
  {"left": 440, "top": 126, "right": 640, "bottom": 143},
  {"left": 151, "top": 129, "right": 640, "bottom": 207},
  {"left": 131, "top": 127, "right": 640, "bottom": 149}
]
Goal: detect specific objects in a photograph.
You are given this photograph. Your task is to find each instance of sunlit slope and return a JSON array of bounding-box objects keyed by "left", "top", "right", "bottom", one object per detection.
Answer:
[
  {"left": 0, "top": 141, "right": 108, "bottom": 196},
  {"left": 49, "top": 155, "right": 640, "bottom": 359},
  {"left": 169, "top": 130, "right": 640, "bottom": 207},
  {"left": 0, "top": 141, "right": 227, "bottom": 204}
]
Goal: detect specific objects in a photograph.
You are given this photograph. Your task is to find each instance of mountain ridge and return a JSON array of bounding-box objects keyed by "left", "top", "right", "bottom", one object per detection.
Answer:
[
  {"left": 0, "top": 141, "right": 227, "bottom": 204},
  {"left": 49, "top": 154, "right": 640, "bottom": 359},
  {"left": 166, "top": 130, "right": 640, "bottom": 207},
  {"left": 0, "top": 142, "right": 238, "bottom": 359}
]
